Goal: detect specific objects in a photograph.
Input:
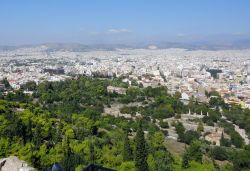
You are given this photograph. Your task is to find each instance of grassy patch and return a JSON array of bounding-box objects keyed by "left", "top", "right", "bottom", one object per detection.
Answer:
[{"left": 165, "top": 138, "right": 186, "bottom": 156}]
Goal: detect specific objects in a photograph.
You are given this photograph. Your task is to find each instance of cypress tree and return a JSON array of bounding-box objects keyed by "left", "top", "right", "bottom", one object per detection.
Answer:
[
  {"left": 33, "top": 124, "right": 42, "bottom": 149},
  {"left": 123, "top": 131, "right": 133, "bottom": 161},
  {"left": 175, "top": 121, "right": 185, "bottom": 142},
  {"left": 62, "top": 137, "right": 73, "bottom": 171},
  {"left": 182, "top": 150, "right": 190, "bottom": 169},
  {"left": 89, "top": 140, "right": 95, "bottom": 164},
  {"left": 25, "top": 118, "right": 33, "bottom": 143},
  {"left": 62, "top": 137, "right": 82, "bottom": 171},
  {"left": 89, "top": 125, "right": 97, "bottom": 164},
  {"left": 197, "top": 122, "right": 204, "bottom": 133},
  {"left": 220, "top": 132, "right": 231, "bottom": 147},
  {"left": 135, "top": 121, "right": 149, "bottom": 171},
  {"left": 55, "top": 122, "right": 63, "bottom": 144},
  {"left": 220, "top": 132, "right": 225, "bottom": 146},
  {"left": 15, "top": 119, "right": 26, "bottom": 142}
]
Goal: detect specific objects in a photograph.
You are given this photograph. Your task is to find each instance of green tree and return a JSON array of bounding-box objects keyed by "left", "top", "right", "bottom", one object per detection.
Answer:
[
  {"left": 119, "top": 161, "right": 136, "bottom": 171},
  {"left": 182, "top": 149, "right": 190, "bottom": 169},
  {"left": 54, "top": 122, "right": 63, "bottom": 144},
  {"left": 33, "top": 124, "right": 42, "bottom": 149},
  {"left": 154, "top": 150, "right": 173, "bottom": 171},
  {"left": 21, "top": 81, "right": 37, "bottom": 91},
  {"left": 0, "top": 138, "right": 10, "bottom": 157},
  {"left": 220, "top": 133, "right": 231, "bottom": 147},
  {"left": 62, "top": 137, "right": 72, "bottom": 170},
  {"left": 230, "top": 132, "right": 244, "bottom": 148},
  {"left": 211, "top": 146, "right": 228, "bottom": 161},
  {"left": 1, "top": 78, "right": 10, "bottom": 88},
  {"left": 174, "top": 91, "right": 181, "bottom": 100},
  {"left": 123, "top": 132, "right": 133, "bottom": 161},
  {"left": 183, "top": 130, "right": 200, "bottom": 145},
  {"left": 232, "top": 145, "right": 250, "bottom": 171},
  {"left": 188, "top": 140, "right": 203, "bottom": 163},
  {"left": 25, "top": 118, "right": 33, "bottom": 143},
  {"left": 151, "top": 132, "right": 165, "bottom": 150},
  {"left": 159, "top": 120, "right": 169, "bottom": 129},
  {"left": 62, "top": 137, "right": 82, "bottom": 171},
  {"left": 175, "top": 122, "right": 185, "bottom": 142},
  {"left": 147, "top": 154, "right": 156, "bottom": 171},
  {"left": 197, "top": 122, "right": 204, "bottom": 133},
  {"left": 135, "top": 121, "right": 149, "bottom": 171}
]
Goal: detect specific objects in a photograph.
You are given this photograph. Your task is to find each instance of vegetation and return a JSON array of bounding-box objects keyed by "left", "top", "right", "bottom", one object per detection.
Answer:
[
  {"left": 182, "top": 148, "right": 190, "bottom": 169},
  {"left": 0, "top": 77, "right": 11, "bottom": 89},
  {"left": 122, "top": 132, "right": 133, "bottom": 162},
  {"left": 135, "top": 121, "right": 149, "bottom": 171},
  {"left": 0, "top": 76, "right": 250, "bottom": 171}
]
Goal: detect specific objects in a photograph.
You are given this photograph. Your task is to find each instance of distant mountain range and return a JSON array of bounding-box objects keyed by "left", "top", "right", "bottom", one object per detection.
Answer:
[
  {"left": 1, "top": 39, "right": 250, "bottom": 51},
  {"left": 0, "top": 43, "right": 132, "bottom": 51}
]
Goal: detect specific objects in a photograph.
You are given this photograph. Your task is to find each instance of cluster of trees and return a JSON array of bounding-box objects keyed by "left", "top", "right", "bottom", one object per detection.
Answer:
[
  {"left": 174, "top": 122, "right": 200, "bottom": 145},
  {"left": 20, "top": 81, "right": 37, "bottom": 91},
  {"left": 120, "top": 106, "right": 139, "bottom": 115},
  {"left": 1, "top": 76, "right": 250, "bottom": 170},
  {"left": 181, "top": 140, "right": 204, "bottom": 169},
  {"left": 32, "top": 77, "right": 112, "bottom": 115},
  {"left": 210, "top": 145, "right": 250, "bottom": 171},
  {"left": 3, "top": 90, "right": 31, "bottom": 103},
  {"left": 0, "top": 78, "right": 11, "bottom": 89},
  {"left": 134, "top": 122, "right": 174, "bottom": 171},
  {"left": 0, "top": 99, "right": 173, "bottom": 170},
  {"left": 118, "top": 87, "right": 145, "bottom": 104},
  {"left": 223, "top": 105, "right": 250, "bottom": 138},
  {"left": 120, "top": 88, "right": 188, "bottom": 120},
  {"left": 218, "top": 120, "right": 245, "bottom": 148},
  {"left": 173, "top": 120, "right": 248, "bottom": 171},
  {"left": 181, "top": 139, "right": 250, "bottom": 171}
]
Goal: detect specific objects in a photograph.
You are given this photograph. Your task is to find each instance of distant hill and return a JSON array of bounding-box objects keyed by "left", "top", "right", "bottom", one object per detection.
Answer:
[
  {"left": 0, "top": 43, "right": 134, "bottom": 52},
  {"left": 43, "top": 43, "right": 90, "bottom": 51},
  {"left": 1, "top": 40, "right": 250, "bottom": 51}
]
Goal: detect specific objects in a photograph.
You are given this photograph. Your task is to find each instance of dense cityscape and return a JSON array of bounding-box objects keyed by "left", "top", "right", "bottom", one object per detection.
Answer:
[
  {"left": 0, "top": 45, "right": 250, "bottom": 170},
  {"left": 1, "top": 46, "right": 249, "bottom": 107},
  {"left": 1, "top": 0, "right": 250, "bottom": 171}
]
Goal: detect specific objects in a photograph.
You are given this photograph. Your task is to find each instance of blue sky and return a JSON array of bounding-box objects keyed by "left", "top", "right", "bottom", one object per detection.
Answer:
[{"left": 0, "top": 0, "right": 250, "bottom": 45}]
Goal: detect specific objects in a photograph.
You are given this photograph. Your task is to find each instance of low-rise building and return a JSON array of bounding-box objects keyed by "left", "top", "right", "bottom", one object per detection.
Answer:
[
  {"left": 107, "top": 86, "right": 127, "bottom": 95},
  {"left": 205, "top": 128, "right": 230, "bottom": 146}
]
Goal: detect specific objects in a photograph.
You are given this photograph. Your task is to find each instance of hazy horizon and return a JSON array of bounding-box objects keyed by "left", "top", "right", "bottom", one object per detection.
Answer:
[{"left": 1, "top": 0, "right": 250, "bottom": 46}]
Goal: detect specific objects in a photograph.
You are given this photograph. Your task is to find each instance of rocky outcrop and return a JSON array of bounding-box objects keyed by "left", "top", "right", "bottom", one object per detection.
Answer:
[{"left": 0, "top": 156, "right": 35, "bottom": 171}]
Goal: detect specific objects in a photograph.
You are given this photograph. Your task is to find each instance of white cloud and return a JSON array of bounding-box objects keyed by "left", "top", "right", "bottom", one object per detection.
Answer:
[
  {"left": 108, "top": 28, "right": 131, "bottom": 33},
  {"left": 177, "top": 33, "right": 185, "bottom": 37},
  {"left": 231, "top": 32, "right": 242, "bottom": 36}
]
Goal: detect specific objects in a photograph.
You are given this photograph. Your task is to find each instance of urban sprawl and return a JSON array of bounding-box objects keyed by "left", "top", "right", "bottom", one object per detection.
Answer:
[
  {"left": 0, "top": 46, "right": 250, "bottom": 145},
  {"left": 1, "top": 46, "right": 249, "bottom": 107}
]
